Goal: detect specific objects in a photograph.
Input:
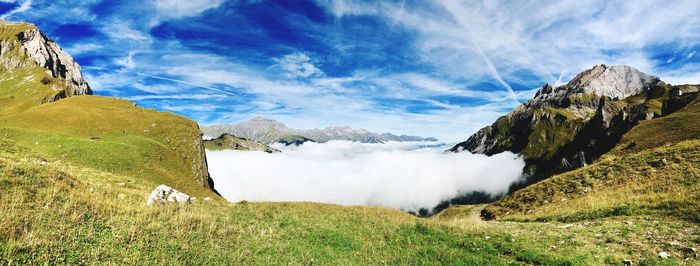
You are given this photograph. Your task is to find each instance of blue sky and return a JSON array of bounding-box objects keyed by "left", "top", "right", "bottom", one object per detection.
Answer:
[{"left": 2, "top": 0, "right": 700, "bottom": 141}]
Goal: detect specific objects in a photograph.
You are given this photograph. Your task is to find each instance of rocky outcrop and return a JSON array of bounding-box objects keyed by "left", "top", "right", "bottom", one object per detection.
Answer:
[
  {"left": 202, "top": 117, "right": 438, "bottom": 144},
  {"left": 449, "top": 64, "right": 679, "bottom": 183},
  {"left": 0, "top": 21, "right": 91, "bottom": 102},
  {"left": 146, "top": 185, "right": 192, "bottom": 205},
  {"left": 204, "top": 133, "right": 280, "bottom": 153},
  {"left": 565, "top": 64, "right": 661, "bottom": 99},
  {"left": 16, "top": 28, "right": 91, "bottom": 97}
]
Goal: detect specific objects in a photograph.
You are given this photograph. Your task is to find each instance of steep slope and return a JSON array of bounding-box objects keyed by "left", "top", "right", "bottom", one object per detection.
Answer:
[
  {"left": 0, "top": 20, "right": 91, "bottom": 114},
  {"left": 450, "top": 65, "right": 679, "bottom": 183},
  {"left": 202, "top": 117, "right": 438, "bottom": 144},
  {"left": 483, "top": 95, "right": 700, "bottom": 221},
  {"left": 0, "top": 21, "right": 214, "bottom": 196},
  {"left": 204, "top": 133, "right": 280, "bottom": 153}
]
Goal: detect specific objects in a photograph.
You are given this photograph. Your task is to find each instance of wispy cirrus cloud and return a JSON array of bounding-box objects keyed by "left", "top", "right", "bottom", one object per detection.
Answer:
[{"left": 3, "top": 0, "right": 700, "bottom": 141}]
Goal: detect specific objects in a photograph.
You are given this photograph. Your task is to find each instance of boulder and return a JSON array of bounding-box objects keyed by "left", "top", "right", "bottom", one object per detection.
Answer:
[{"left": 146, "top": 184, "right": 191, "bottom": 205}]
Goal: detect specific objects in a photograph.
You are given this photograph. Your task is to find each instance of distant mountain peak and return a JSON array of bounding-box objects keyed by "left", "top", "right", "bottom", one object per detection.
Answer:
[
  {"left": 202, "top": 117, "right": 438, "bottom": 144},
  {"left": 564, "top": 64, "right": 662, "bottom": 99}
]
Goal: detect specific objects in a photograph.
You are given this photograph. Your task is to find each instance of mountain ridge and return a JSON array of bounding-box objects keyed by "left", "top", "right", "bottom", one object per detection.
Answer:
[
  {"left": 202, "top": 117, "right": 438, "bottom": 144},
  {"left": 449, "top": 64, "right": 696, "bottom": 186}
]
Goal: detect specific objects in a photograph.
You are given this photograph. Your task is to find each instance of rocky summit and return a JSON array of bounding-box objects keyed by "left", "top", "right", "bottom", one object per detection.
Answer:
[
  {"left": 449, "top": 64, "right": 698, "bottom": 184},
  {"left": 0, "top": 20, "right": 91, "bottom": 100}
]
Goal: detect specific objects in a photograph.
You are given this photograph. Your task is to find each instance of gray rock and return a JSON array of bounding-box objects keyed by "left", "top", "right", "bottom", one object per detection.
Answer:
[
  {"left": 146, "top": 185, "right": 191, "bottom": 205},
  {"left": 17, "top": 28, "right": 92, "bottom": 97},
  {"left": 567, "top": 64, "right": 661, "bottom": 100}
]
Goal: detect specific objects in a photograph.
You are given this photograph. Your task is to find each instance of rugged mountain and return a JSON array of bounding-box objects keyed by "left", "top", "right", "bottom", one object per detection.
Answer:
[
  {"left": 204, "top": 133, "right": 280, "bottom": 153},
  {"left": 202, "top": 117, "right": 438, "bottom": 144},
  {"left": 0, "top": 21, "right": 215, "bottom": 196},
  {"left": 0, "top": 20, "right": 91, "bottom": 105},
  {"left": 483, "top": 92, "right": 700, "bottom": 221},
  {"left": 449, "top": 64, "right": 694, "bottom": 184}
]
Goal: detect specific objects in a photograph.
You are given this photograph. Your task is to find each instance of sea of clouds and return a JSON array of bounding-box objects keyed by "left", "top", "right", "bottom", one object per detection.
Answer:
[{"left": 206, "top": 141, "right": 524, "bottom": 212}]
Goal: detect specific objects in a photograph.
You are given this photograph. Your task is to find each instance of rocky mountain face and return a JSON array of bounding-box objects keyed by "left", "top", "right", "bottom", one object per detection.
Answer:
[
  {"left": 204, "top": 133, "right": 280, "bottom": 153},
  {"left": 0, "top": 21, "right": 91, "bottom": 101},
  {"left": 449, "top": 64, "right": 696, "bottom": 185},
  {"left": 0, "top": 20, "right": 216, "bottom": 195},
  {"left": 202, "top": 117, "right": 438, "bottom": 145}
]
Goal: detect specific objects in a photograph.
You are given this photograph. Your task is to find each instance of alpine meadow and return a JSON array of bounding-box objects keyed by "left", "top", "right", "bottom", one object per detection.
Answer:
[{"left": 1, "top": 1, "right": 700, "bottom": 265}]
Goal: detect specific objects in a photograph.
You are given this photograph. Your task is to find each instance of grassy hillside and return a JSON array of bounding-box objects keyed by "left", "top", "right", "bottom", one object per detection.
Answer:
[
  {"left": 484, "top": 96, "right": 700, "bottom": 223},
  {"left": 2, "top": 140, "right": 698, "bottom": 264},
  {"left": 0, "top": 96, "right": 214, "bottom": 197},
  {"left": 0, "top": 21, "right": 214, "bottom": 197}
]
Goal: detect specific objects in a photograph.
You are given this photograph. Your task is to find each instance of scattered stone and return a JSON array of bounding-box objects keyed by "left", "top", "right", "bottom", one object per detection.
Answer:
[
  {"left": 146, "top": 184, "right": 191, "bottom": 205},
  {"left": 562, "top": 224, "right": 574, "bottom": 229},
  {"left": 626, "top": 220, "right": 633, "bottom": 225},
  {"left": 117, "top": 193, "right": 127, "bottom": 199},
  {"left": 669, "top": 241, "right": 680, "bottom": 246},
  {"left": 116, "top": 182, "right": 126, "bottom": 186},
  {"left": 623, "top": 259, "right": 633, "bottom": 266},
  {"left": 203, "top": 197, "right": 212, "bottom": 201},
  {"left": 658, "top": 251, "right": 671, "bottom": 259}
]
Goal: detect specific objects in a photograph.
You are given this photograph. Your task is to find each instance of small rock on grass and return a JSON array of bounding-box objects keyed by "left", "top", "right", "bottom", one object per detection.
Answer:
[{"left": 659, "top": 251, "right": 671, "bottom": 259}]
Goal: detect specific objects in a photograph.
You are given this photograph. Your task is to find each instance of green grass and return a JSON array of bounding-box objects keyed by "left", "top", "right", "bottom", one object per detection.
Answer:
[
  {"left": 0, "top": 96, "right": 214, "bottom": 197},
  {"left": 612, "top": 96, "right": 700, "bottom": 156},
  {"left": 2, "top": 141, "right": 698, "bottom": 264},
  {"left": 484, "top": 139, "right": 700, "bottom": 222},
  {"left": 484, "top": 93, "right": 700, "bottom": 224}
]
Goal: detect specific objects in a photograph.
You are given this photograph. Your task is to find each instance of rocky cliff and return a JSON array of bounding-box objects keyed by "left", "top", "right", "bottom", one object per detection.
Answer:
[
  {"left": 0, "top": 20, "right": 91, "bottom": 102},
  {"left": 449, "top": 64, "right": 693, "bottom": 184}
]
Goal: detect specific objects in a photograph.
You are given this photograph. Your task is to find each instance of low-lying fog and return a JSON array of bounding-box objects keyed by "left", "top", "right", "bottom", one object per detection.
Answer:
[{"left": 206, "top": 141, "right": 524, "bottom": 212}]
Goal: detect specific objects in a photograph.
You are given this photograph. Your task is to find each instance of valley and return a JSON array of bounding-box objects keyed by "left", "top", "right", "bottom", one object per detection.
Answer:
[{"left": 1, "top": 7, "right": 699, "bottom": 265}]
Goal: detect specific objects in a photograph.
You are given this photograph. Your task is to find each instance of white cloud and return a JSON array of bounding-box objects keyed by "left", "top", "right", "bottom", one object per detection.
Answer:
[
  {"left": 319, "top": 0, "right": 700, "bottom": 88},
  {"left": 154, "top": 0, "right": 224, "bottom": 20},
  {"left": 65, "top": 43, "right": 103, "bottom": 56},
  {"left": 272, "top": 52, "right": 325, "bottom": 78},
  {"left": 0, "top": 0, "right": 31, "bottom": 20},
  {"left": 207, "top": 141, "right": 524, "bottom": 212},
  {"left": 689, "top": 51, "right": 696, "bottom": 59}
]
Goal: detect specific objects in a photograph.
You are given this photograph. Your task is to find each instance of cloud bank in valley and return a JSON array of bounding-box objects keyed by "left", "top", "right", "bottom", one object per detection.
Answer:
[{"left": 206, "top": 141, "right": 524, "bottom": 212}]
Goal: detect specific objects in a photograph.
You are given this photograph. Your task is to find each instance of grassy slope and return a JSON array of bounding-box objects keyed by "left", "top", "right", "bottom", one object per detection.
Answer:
[
  {"left": 484, "top": 96, "right": 700, "bottom": 223},
  {"left": 0, "top": 21, "right": 214, "bottom": 197},
  {"left": 0, "top": 96, "right": 214, "bottom": 197},
  {"left": 2, "top": 141, "right": 698, "bottom": 265}
]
